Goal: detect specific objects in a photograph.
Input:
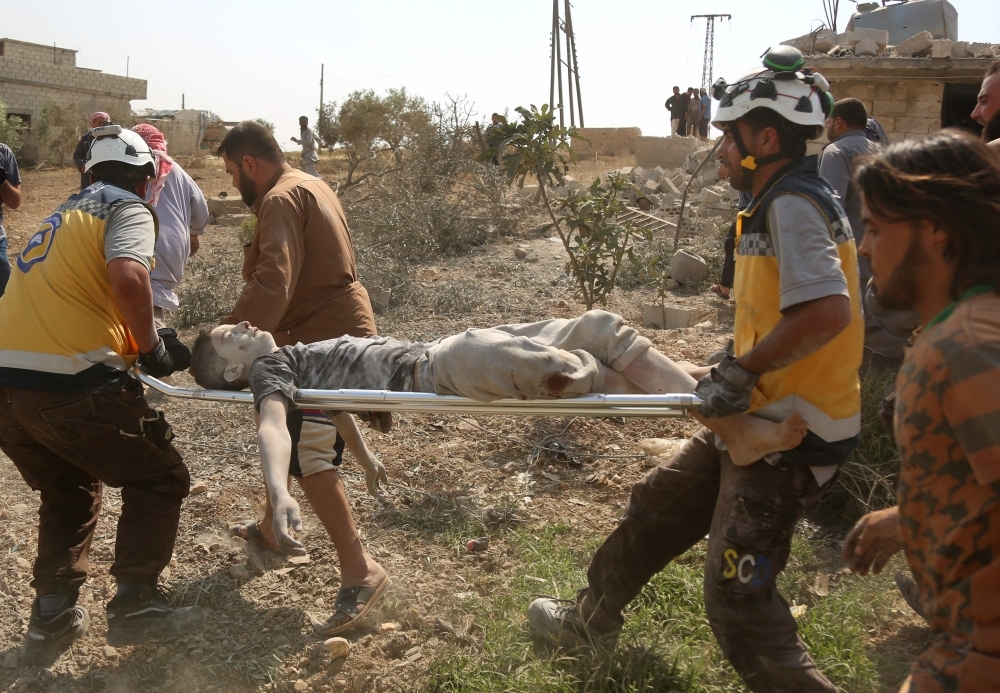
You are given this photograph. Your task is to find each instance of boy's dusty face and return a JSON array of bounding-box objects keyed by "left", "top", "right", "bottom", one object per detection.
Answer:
[{"left": 210, "top": 322, "right": 277, "bottom": 368}]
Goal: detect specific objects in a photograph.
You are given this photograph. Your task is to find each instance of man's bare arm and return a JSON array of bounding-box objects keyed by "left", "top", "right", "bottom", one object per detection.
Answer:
[
  {"left": 107, "top": 258, "right": 158, "bottom": 352},
  {"left": 0, "top": 181, "right": 21, "bottom": 209},
  {"left": 737, "top": 294, "right": 851, "bottom": 375},
  {"left": 257, "top": 393, "right": 306, "bottom": 555}
]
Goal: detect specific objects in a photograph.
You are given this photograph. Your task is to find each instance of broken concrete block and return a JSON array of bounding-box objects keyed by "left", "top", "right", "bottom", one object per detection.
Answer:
[
  {"left": 206, "top": 196, "right": 248, "bottom": 217},
  {"left": 969, "top": 42, "right": 995, "bottom": 58},
  {"left": 641, "top": 179, "right": 660, "bottom": 196},
  {"left": 931, "top": 39, "right": 952, "bottom": 59},
  {"left": 895, "top": 31, "right": 933, "bottom": 58},
  {"left": 663, "top": 306, "right": 700, "bottom": 329},
  {"left": 854, "top": 39, "right": 878, "bottom": 57},
  {"left": 659, "top": 177, "right": 680, "bottom": 195},
  {"left": 852, "top": 28, "right": 889, "bottom": 51},
  {"left": 698, "top": 188, "right": 722, "bottom": 205},
  {"left": 630, "top": 167, "right": 644, "bottom": 182},
  {"left": 836, "top": 31, "right": 856, "bottom": 45},
  {"left": 951, "top": 41, "right": 969, "bottom": 58},
  {"left": 670, "top": 249, "right": 707, "bottom": 284},
  {"left": 782, "top": 30, "right": 837, "bottom": 53},
  {"left": 618, "top": 167, "right": 633, "bottom": 179},
  {"left": 563, "top": 176, "right": 583, "bottom": 191}
]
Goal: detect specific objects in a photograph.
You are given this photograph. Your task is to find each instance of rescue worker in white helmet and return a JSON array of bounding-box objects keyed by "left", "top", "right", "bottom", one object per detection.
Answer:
[
  {"left": 527, "top": 46, "right": 863, "bottom": 693},
  {"left": 0, "top": 123, "right": 205, "bottom": 665}
]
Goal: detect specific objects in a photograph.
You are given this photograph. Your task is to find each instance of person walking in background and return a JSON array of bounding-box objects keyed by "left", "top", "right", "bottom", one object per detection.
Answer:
[
  {"left": 665, "top": 86, "right": 685, "bottom": 136},
  {"left": 131, "top": 124, "right": 210, "bottom": 331},
  {"left": 699, "top": 87, "right": 712, "bottom": 142},
  {"left": 711, "top": 191, "right": 751, "bottom": 300},
  {"left": 0, "top": 140, "right": 22, "bottom": 296},
  {"left": 686, "top": 87, "right": 701, "bottom": 137},
  {"left": 72, "top": 112, "right": 110, "bottom": 191},
  {"left": 291, "top": 116, "right": 321, "bottom": 177}
]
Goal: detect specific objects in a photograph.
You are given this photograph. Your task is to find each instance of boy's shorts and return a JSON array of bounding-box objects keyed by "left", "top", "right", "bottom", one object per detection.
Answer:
[{"left": 287, "top": 408, "right": 345, "bottom": 478}]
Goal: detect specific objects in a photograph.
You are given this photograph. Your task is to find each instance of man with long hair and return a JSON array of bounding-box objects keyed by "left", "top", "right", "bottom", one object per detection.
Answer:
[{"left": 843, "top": 131, "right": 1000, "bottom": 691}]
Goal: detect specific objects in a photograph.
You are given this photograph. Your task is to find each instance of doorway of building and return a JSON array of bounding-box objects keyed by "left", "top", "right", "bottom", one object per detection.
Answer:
[{"left": 941, "top": 83, "right": 983, "bottom": 136}]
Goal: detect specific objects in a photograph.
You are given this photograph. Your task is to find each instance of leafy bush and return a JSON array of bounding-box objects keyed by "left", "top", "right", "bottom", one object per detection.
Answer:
[
  {"left": 0, "top": 101, "right": 27, "bottom": 155},
  {"left": 482, "top": 105, "right": 649, "bottom": 310},
  {"left": 813, "top": 367, "right": 901, "bottom": 526},
  {"left": 252, "top": 118, "right": 275, "bottom": 135}
]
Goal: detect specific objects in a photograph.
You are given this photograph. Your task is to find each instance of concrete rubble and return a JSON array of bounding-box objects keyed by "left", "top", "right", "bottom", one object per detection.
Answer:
[{"left": 782, "top": 26, "right": 998, "bottom": 60}]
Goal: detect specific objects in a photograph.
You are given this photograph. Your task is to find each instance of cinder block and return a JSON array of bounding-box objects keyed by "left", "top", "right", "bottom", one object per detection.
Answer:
[
  {"left": 698, "top": 188, "right": 722, "bottom": 205},
  {"left": 951, "top": 41, "right": 969, "bottom": 58},
  {"left": 931, "top": 39, "right": 953, "bottom": 59},
  {"left": 670, "top": 249, "right": 707, "bottom": 284},
  {"left": 853, "top": 28, "right": 889, "bottom": 51},
  {"left": 630, "top": 167, "right": 644, "bottom": 182},
  {"left": 641, "top": 179, "right": 659, "bottom": 196},
  {"left": 659, "top": 177, "right": 680, "bottom": 195},
  {"left": 895, "top": 31, "right": 934, "bottom": 58},
  {"left": 854, "top": 39, "right": 878, "bottom": 57},
  {"left": 641, "top": 304, "right": 699, "bottom": 330},
  {"left": 967, "top": 42, "right": 991, "bottom": 58}
]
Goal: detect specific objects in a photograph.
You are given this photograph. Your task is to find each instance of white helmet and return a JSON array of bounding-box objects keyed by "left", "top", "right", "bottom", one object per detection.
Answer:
[
  {"left": 709, "top": 46, "right": 834, "bottom": 180},
  {"left": 84, "top": 123, "right": 155, "bottom": 173}
]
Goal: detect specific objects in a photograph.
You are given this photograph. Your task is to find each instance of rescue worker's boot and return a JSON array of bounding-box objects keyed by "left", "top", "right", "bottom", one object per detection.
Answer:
[{"left": 21, "top": 592, "right": 90, "bottom": 666}]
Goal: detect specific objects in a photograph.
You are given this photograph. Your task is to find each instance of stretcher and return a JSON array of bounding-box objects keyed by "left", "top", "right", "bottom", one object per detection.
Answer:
[{"left": 137, "top": 372, "right": 701, "bottom": 418}]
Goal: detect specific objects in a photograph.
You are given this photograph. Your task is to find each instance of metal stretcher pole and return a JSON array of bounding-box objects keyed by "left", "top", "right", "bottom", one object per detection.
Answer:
[{"left": 136, "top": 372, "right": 701, "bottom": 418}]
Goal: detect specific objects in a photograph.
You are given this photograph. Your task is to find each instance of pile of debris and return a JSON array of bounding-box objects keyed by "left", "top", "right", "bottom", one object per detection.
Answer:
[{"left": 783, "top": 28, "right": 999, "bottom": 60}]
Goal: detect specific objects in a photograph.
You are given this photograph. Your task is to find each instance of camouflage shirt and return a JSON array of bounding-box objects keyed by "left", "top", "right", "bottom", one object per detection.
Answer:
[{"left": 895, "top": 290, "right": 1000, "bottom": 690}]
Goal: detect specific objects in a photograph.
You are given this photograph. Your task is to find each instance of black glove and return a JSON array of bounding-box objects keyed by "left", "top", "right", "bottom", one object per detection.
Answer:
[
  {"left": 0, "top": 166, "right": 6, "bottom": 187},
  {"left": 137, "top": 338, "right": 176, "bottom": 378},
  {"left": 694, "top": 355, "right": 760, "bottom": 418},
  {"left": 157, "top": 327, "right": 191, "bottom": 371}
]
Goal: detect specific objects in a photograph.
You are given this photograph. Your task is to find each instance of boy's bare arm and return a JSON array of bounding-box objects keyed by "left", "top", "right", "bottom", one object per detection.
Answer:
[{"left": 257, "top": 392, "right": 307, "bottom": 555}]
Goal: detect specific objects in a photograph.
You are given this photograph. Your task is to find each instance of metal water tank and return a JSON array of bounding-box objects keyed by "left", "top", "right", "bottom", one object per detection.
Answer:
[{"left": 848, "top": 0, "right": 958, "bottom": 45}]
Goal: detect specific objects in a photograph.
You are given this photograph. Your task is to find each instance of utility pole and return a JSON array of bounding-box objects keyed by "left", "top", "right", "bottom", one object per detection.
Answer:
[
  {"left": 549, "top": 0, "right": 584, "bottom": 128},
  {"left": 318, "top": 64, "right": 324, "bottom": 142},
  {"left": 690, "top": 14, "right": 731, "bottom": 90}
]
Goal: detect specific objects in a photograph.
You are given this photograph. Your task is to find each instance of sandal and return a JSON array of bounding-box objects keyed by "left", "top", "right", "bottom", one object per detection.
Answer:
[
  {"left": 310, "top": 575, "right": 392, "bottom": 637},
  {"left": 229, "top": 519, "right": 287, "bottom": 555},
  {"left": 711, "top": 284, "right": 731, "bottom": 300}
]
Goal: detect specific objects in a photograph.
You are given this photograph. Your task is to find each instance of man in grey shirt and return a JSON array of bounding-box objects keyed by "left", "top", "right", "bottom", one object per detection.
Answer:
[
  {"left": 820, "top": 99, "right": 914, "bottom": 358},
  {"left": 291, "top": 116, "right": 321, "bottom": 176}
]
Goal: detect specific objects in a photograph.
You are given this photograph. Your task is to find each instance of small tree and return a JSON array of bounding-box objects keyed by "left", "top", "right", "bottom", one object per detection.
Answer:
[
  {"left": 481, "top": 105, "right": 649, "bottom": 309},
  {"left": 252, "top": 118, "right": 275, "bottom": 135},
  {"left": 0, "top": 101, "right": 26, "bottom": 155},
  {"left": 37, "top": 101, "right": 84, "bottom": 165}
]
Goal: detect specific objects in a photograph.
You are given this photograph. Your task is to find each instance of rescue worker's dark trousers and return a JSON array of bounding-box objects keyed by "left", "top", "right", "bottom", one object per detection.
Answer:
[
  {"left": 0, "top": 378, "right": 190, "bottom": 596},
  {"left": 579, "top": 427, "right": 838, "bottom": 693}
]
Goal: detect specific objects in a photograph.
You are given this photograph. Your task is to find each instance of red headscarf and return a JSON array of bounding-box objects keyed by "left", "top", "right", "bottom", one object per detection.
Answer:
[{"left": 131, "top": 123, "right": 173, "bottom": 206}]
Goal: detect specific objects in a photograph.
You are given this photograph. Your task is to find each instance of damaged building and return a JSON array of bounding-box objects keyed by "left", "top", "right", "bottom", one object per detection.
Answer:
[{"left": 781, "top": 0, "right": 998, "bottom": 143}]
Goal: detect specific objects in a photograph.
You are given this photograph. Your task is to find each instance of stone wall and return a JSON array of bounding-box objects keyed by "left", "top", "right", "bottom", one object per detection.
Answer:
[
  {"left": 571, "top": 128, "right": 641, "bottom": 157},
  {"left": 0, "top": 47, "right": 146, "bottom": 162},
  {"left": 635, "top": 136, "right": 701, "bottom": 169},
  {"left": 134, "top": 111, "right": 208, "bottom": 157},
  {"left": 0, "top": 39, "right": 77, "bottom": 66},
  {"left": 829, "top": 78, "right": 943, "bottom": 141}
]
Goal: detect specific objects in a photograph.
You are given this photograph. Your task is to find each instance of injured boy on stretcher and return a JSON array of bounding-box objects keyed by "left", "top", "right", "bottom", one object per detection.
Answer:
[{"left": 190, "top": 310, "right": 807, "bottom": 551}]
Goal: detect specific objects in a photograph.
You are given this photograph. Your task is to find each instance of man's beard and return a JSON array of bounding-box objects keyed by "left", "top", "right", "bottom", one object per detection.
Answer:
[
  {"left": 872, "top": 231, "right": 928, "bottom": 311},
  {"left": 237, "top": 167, "right": 258, "bottom": 208},
  {"left": 983, "top": 109, "right": 1000, "bottom": 144},
  {"left": 720, "top": 159, "right": 750, "bottom": 192}
]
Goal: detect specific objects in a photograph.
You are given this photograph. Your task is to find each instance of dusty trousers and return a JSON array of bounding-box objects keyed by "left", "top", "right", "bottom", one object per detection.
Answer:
[
  {"left": 580, "top": 427, "right": 837, "bottom": 693},
  {"left": 0, "top": 378, "right": 190, "bottom": 596}
]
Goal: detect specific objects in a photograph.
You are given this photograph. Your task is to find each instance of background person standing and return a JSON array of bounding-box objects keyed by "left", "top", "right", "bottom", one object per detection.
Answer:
[
  {"left": 131, "top": 124, "right": 210, "bottom": 330},
  {"left": 699, "top": 87, "right": 712, "bottom": 141},
  {"left": 0, "top": 140, "right": 22, "bottom": 296},
  {"left": 290, "top": 115, "right": 321, "bottom": 176},
  {"left": 665, "top": 86, "right": 684, "bottom": 136},
  {"left": 686, "top": 87, "right": 701, "bottom": 137},
  {"left": 72, "top": 112, "right": 110, "bottom": 191}
]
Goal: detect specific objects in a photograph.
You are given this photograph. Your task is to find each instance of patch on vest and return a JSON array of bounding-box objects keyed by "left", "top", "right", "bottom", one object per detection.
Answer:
[
  {"left": 18, "top": 213, "right": 61, "bottom": 273},
  {"left": 831, "top": 216, "right": 853, "bottom": 244}
]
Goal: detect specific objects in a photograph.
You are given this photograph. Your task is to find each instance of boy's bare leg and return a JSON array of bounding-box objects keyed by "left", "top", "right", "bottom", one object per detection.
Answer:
[
  {"left": 617, "top": 349, "right": 809, "bottom": 466},
  {"left": 257, "top": 472, "right": 386, "bottom": 599}
]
